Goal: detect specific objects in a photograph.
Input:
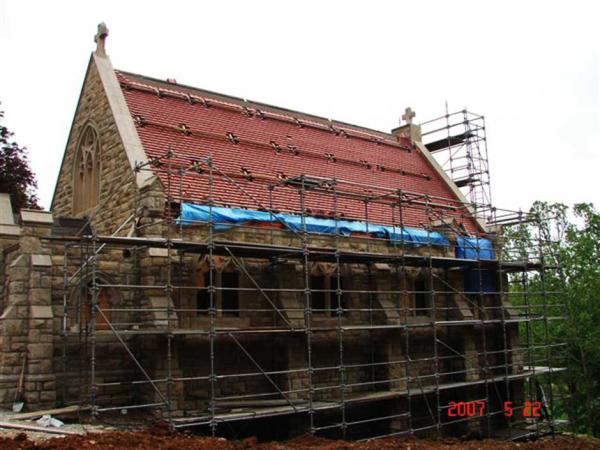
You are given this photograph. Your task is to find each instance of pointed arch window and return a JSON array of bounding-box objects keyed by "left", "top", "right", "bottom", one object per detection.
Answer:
[
  {"left": 310, "top": 263, "right": 348, "bottom": 316},
  {"left": 195, "top": 257, "right": 240, "bottom": 317},
  {"left": 411, "top": 275, "right": 432, "bottom": 316},
  {"left": 73, "top": 123, "right": 101, "bottom": 214}
]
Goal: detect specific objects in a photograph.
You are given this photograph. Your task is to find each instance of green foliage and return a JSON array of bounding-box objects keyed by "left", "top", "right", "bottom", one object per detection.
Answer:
[
  {"left": 0, "top": 105, "right": 40, "bottom": 211},
  {"left": 505, "top": 201, "right": 600, "bottom": 435}
]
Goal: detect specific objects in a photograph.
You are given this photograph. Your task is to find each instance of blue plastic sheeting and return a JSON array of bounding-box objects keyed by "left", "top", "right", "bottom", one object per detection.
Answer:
[
  {"left": 178, "top": 203, "right": 450, "bottom": 247},
  {"left": 387, "top": 228, "right": 449, "bottom": 247},
  {"left": 456, "top": 236, "right": 496, "bottom": 293},
  {"left": 456, "top": 236, "right": 496, "bottom": 260}
]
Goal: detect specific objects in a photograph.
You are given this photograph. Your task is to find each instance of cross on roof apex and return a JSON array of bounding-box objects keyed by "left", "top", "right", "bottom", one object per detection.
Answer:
[
  {"left": 94, "top": 23, "right": 109, "bottom": 56},
  {"left": 401, "top": 107, "right": 416, "bottom": 125}
]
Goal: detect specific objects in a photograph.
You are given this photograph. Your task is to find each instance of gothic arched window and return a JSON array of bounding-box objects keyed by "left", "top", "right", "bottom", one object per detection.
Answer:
[
  {"left": 73, "top": 123, "right": 101, "bottom": 214},
  {"left": 195, "top": 256, "right": 240, "bottom": 317}
]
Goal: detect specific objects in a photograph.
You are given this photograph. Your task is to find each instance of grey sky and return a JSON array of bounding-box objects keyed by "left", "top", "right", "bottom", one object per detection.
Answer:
[{"left": 1, "top": 0, "right": 598, "bottom": 211}]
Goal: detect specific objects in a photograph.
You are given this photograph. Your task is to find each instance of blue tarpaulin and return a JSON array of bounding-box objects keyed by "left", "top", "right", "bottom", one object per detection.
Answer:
[
  {"left": 178, "top": 203, "right": 450, "bottom": 247},
  {"left": 456, "top": 236, "right": 496, "bottom": 260},
  {"left": 456, "top": 236, "right": 496, "bottom": 293}
]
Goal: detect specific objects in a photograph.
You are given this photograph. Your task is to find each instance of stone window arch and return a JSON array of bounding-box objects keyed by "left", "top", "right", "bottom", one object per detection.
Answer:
[
  {"left": 73, "top": 122, "right": 101, "bottom": 214},
  {"left": 195, "top": 256, "right": 240, "bottom": 317},
  {"left": 411, "top": 271, "right": 432, "bottom": 316},
  {"left": 310, "top": 263, "right": 348, "bottom": 316}
]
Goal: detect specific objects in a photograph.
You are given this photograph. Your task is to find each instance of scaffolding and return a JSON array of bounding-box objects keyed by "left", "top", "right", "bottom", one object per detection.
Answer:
[
  {"left": 422, "top": 109, "right": 492, "bottom": 222},
  {"left": 48, "top": 138, "right": 569, "bottom": 441}
]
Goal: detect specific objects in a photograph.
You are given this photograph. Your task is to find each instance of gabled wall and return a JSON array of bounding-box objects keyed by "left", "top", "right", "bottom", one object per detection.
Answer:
[{"left": 51, "top": 57, "right": 138, "bottom": 235}]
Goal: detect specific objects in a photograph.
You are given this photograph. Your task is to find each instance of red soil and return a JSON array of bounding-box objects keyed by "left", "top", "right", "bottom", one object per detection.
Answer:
[{"left": 0, "top": 428, "right": 598, "bottom": 450}]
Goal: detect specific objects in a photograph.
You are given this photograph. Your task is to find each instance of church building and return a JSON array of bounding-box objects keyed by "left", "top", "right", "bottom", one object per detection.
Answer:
[{"left": 0, "top": 24, "right": 560, "bottom": 441}]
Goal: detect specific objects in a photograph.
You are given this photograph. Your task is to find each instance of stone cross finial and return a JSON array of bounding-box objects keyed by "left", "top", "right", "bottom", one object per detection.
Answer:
[
  {"left": 401, "top": 107, "right": 416, "bottom": 125},
  {"left": 94, "top": 23, "right": 109, "bottom": 56}
]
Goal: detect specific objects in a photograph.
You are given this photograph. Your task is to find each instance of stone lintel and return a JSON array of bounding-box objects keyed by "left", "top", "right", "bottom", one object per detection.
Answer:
[
  {"left": 20, "top": 209, "right": 54, "bottom": 225},
  {"left": 30, "top": 306, "right": 53, "bottom": 319},
  {"left": 0, "top": 224, "right": 21, "bottom": 236},
  {"left": 31, "top": 254, "right": 52, "bottom": 267},
  {"left": 148, "top": 247, "right": 169, "bottom": 257}
]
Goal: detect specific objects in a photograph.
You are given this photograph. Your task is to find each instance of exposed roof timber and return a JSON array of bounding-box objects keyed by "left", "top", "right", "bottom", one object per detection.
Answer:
[
  {"left": 454, "top": 177, "right": 480, "bottom": 188},
  {"left": 425, "top": 132, "right": 475, "bottom": 152}
]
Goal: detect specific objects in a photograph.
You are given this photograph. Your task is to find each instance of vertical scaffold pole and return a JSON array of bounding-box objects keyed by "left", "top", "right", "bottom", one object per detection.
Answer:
[
  {"left": 364, "top": 197, "right": 376, "bottom": 389},
  {"left": 476, "top": 221, "right": 492, "bottom": 437},
  {"left": 497, "top": 209, "right": 514, "bottom": 440},
  {"left": 61, "top": 244, "right": 70, "bottom": 405},
  {"left": 520, "top": 211, "right": 540, "bottom": 437},
  {"left": 299, "top": 176, "right": 315, "bottom": 434},
  {"left": 426, "top": 198, "right": 442, "bottom": 436},
  {"left": 165, "top": 148, "right": 174, "bottom": 427},
  {"left": 398, "top": 190, "right": 413, "bottom": 435},
  {"left": 536, "top": 216, "right": 555, "bottom": 435},
  {"left": 90, "top": 233, "right": 98, "bottom": 421},
  {"left": 333, "top": 181, "right": 347, "bottom": 439},
  {"left": 207, "top": 155, "right": 217, "bottom": 437}
]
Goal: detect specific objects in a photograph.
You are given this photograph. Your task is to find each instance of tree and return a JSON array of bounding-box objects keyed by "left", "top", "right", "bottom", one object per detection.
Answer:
[
  {"left": 505, "top": 201, "right": 600, "bottom": 436},
  {"left": 0, "top": 105, "right": 40, "bottom": 211}
]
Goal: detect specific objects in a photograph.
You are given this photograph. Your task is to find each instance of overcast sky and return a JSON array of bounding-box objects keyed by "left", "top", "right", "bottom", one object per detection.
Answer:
[{"left": 1, "top": 0, "right": 598, "bottom": 212}]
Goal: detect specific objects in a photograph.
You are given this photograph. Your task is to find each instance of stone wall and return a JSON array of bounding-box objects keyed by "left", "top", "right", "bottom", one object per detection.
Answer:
[
  {"left": 0, "top": 211, "right": 144, "bottom": 410},
  {"left": 0, "top": 50, "right": 527, "bottom": 435},
  {"left": 0, "top": 211, "right": 56, "bottom": 407},
  {"left": 51, "top": 59, "right": 138, "bottom": 236},
  {"left": 0, "top": 226, "right": 21, "bottom": 318},
  {"left": 48, "top": 237, "right": 140, "bottom": 408},
  {"left": 0, "top": 205, "right": 524, "bottom": 442}
]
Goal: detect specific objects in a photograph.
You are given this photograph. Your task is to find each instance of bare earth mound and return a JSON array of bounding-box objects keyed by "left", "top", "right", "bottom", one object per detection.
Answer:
[{"left": 0, "top": 428, "right": 598, "bottom": 450}]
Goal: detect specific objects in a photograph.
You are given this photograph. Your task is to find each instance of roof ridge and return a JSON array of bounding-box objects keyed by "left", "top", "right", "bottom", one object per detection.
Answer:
[{"left": 116, "top": 70, "right": 407, "bottom": 147}]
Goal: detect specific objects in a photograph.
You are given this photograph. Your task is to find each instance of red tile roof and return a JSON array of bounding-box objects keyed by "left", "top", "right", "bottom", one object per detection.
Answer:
[{"left": 117, "top": 71, "right": 478, "bottom": 232}]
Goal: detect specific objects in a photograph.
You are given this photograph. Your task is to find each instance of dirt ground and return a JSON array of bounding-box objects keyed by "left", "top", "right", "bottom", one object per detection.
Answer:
[{"left": 0, "top": 427, "right": 598, "bottom": 450}]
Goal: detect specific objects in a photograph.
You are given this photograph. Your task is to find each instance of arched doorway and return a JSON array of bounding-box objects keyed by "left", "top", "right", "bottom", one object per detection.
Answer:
[{"left": 69, "top": 277, "right": 119, "bottom": 332}]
